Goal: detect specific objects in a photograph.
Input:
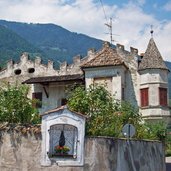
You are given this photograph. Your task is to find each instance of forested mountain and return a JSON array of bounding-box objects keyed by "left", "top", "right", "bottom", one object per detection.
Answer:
[
  {"left": 0, "top": 20, "right": 102, "bottom": 64},
  {"left": 0, "top": 24, "right": 43, "bottom": 66}
]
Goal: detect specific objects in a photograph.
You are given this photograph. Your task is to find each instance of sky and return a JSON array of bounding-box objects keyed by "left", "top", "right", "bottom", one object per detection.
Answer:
[{"left": 0, "top": 0, "right": 171, "bottom": 61}]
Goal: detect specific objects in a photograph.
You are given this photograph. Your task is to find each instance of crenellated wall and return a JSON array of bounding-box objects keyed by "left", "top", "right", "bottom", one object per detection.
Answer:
[
  {"left": 0, "top": 52, "right": 83, "bottom": 85},
  {"left": 0, "top": 129, "right": 165, "bottom": 171}
]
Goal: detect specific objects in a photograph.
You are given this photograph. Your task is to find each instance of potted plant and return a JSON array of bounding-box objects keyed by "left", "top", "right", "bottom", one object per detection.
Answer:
[{"left": 55, "top": 145, "right": 70, "bottom": 155}]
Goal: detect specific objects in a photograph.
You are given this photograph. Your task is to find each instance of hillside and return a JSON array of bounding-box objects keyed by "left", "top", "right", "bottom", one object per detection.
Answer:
[
  {"left": 0, "top": 20, "right": 102, "bottom": 64},
  {"left": 0, "top": 25, "right": 44, "bottom": 66}
]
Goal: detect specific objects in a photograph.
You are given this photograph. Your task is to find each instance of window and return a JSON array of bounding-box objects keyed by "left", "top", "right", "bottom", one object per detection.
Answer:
[
  {"left": 14, "top": 69, "right": 21, "bottom": 75},
  {"left": 49, "top": 124, "right": 78, "bottom": 158},
  {"left": 140, "top": 88, "right": 149, "bottom": 107},
  {"left": 122, "top": 87, "right": 124, "bottom": 100},
  {"left": 28, "top": 68, "right": 35, "bottom": 73},
  {"left": 32, "top": 92, "right": 42, "bottom": 108},
  {"left": 159, "top": 88, "right": 167, "bottom": 106},
  {"left": 61, "top": 98, "right": 67, "bottom": 106}
]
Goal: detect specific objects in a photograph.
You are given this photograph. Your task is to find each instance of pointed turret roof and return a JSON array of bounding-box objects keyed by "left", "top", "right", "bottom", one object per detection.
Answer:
[
  {"left": 139, "top": 38, "right": 168, "bottom": 71},
  {"left": 81, "top": 42, "right": 128, "bottom": 69}
]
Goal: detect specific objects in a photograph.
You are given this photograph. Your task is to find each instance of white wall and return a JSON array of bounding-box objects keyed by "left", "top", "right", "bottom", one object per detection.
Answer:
[
  {"left": 33, "top": 83, "right": 66, "bottom": 114},
  {"left": 84, "top": 66, "right": 126, "bottom": 101}
]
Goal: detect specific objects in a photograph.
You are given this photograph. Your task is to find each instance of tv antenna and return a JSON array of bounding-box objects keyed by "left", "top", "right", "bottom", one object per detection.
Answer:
[
  {"left": 99, "top": 0, "right": 119, "bottom": 44},
  {"left": 105, "top": 17, "right": 114, "bottom": 44}
]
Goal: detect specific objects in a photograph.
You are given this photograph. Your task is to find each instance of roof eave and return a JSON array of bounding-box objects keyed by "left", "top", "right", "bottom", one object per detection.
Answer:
[
  {"left": 81, "top": 63, "right": 128, "bottom": 70},
  {"left": 138, "top": 67, "right": 170, "bottom": 72}
]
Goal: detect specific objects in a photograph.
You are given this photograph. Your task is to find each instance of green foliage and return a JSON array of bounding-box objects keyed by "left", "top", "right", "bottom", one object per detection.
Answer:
[
  {"left": 0, "top": 20, "right": 102, "bottom": 65},
  {"left": 139, "top": 121, "right": 166, "bottom": 141},
  {"left": 0, "top": 25, "right": 43, "bottom": 66},
  {"left": 67, "top": 84, "right": 167, "bottom": 141},
  {"left": 0, "top": 84, "right": 40, "bottom": 124}
]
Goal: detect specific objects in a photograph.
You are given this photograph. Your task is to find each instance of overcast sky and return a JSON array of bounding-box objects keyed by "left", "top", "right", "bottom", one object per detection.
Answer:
[{"left": 0, "top": 0, "right": 171, "bottom": 61}]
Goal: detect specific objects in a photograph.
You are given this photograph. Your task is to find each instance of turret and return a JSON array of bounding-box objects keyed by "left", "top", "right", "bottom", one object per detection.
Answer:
[{"left": 138, "top": 38, "right": 170, "bottom": 123}]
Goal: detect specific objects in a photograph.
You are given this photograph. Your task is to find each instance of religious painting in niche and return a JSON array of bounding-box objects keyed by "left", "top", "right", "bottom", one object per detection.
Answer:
[{"left": 48, "top": 124, "right": 78, "bottom": 158}]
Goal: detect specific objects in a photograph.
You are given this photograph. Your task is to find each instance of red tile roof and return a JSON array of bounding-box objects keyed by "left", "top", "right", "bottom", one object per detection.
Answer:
[{"left": 81, "top": 45, "right": 128, "bottom": 69}]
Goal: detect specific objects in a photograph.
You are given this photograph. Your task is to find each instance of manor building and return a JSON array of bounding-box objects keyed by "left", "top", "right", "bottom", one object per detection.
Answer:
[{"left": 0, "top": 38, "right": 170, "bottom": 123}]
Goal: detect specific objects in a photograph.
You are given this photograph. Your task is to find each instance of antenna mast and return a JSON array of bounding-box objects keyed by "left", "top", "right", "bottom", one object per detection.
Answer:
[{"left": 105, "top": 17, "right": 113, "bottom": 44}]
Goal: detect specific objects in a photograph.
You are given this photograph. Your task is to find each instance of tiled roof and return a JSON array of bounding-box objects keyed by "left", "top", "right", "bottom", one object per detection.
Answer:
[
  {"left": 139, "top": 38, "right": 168, "bottom": 71},
  {"left": 23, "top": 74, "right": 84, "bottom": 84},
  {"left": 81, "top": 45, "right": 127, "bottom": 68}
]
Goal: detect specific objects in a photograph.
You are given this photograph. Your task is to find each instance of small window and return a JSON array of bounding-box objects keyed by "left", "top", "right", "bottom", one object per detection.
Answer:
[
  {"left": 32, "top": 92, "right": 42, "bottom": 108},
  {"left": 61, "top": 98, "right": 67, "bottom": 106},
  {"left": 28, "top": 68, "right": 35, "bottom": 73},
  {"left": 14, "top": 69, "right": 21, "bottom": 75},
  {"left": 159, "top": 88, "right": 167, "bottom": 106},
  {"left": 140, "top": 88, "right": 149, "bottom": 107},
  {"left": 122, "top": 87, "right": 124, "bottom": 100}
]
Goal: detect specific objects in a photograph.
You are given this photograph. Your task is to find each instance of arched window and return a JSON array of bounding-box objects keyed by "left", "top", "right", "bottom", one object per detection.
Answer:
[{"left": 48, "top": 124, "right": 78, "bottom": 158}]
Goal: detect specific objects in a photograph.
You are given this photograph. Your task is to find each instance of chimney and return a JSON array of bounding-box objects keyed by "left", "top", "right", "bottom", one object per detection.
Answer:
[
  {"left": 130, "top": 47, "right": 138, "bottom": 55},
  {"left": 116, "top": 44, "right": 124, "bottom": 51},
  {"left": 103, "top": 41, "right": 110, "bottom": 48}
]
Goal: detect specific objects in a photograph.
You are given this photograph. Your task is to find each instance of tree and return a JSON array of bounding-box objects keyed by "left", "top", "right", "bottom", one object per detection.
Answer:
[
  {"left": 67, "top": 84, "right": 142, "bottom": 137},
  {"left": 67, "top": 84, "right": 167, "bottom": 140},
  {"left": 0, "top": 83, "right": 40, "bottom": 124}
]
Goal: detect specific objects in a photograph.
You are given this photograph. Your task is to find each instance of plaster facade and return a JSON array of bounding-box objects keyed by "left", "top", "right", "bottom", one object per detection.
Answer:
[{"left": 0, "top": 39, "right": 170, "bottom": 121}]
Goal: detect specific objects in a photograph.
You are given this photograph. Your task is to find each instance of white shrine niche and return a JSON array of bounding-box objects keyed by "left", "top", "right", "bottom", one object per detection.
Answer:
[{"left": 41, "top": 106, "right": 86, "bottom": 166}]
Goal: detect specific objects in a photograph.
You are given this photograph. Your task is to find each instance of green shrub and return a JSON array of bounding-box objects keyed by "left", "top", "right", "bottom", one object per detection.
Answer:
[{"left": 0, "top": 84, "right": 40, "bottom": 124}]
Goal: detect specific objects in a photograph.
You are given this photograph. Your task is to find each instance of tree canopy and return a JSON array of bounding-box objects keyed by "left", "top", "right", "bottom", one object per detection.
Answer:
[
  {"left": 0, "top": 84, "right": 40, "bottom": 124},
  {"left": 67, "top": 84, "right": 166, "bottom": 140}
]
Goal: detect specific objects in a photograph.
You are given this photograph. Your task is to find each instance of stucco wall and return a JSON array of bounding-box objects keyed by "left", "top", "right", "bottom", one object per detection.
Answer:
[{"left": 0, "top": 130, "right": 165, "bottom": 171}]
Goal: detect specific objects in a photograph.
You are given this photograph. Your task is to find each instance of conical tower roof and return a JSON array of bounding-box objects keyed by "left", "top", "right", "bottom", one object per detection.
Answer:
[{"left": 139, "top": 38, "right": 168, "bottom": 71}]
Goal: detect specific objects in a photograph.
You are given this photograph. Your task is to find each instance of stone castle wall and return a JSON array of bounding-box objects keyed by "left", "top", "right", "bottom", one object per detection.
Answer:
[{"left": 0, "top": 129, "right": 165, "bottom": 171}]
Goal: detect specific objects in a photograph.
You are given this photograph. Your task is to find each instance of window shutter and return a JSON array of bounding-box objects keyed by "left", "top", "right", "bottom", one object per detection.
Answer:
[
  {"left": 159, "top": 88, "right": 167, "bottom": 106},
  {"left": 140, "top": 88, "right": 149, "bottom": 107}
]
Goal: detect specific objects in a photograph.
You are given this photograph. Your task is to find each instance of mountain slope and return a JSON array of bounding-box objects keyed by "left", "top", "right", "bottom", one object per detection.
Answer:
[
  {"left": 0, "top": 20, "right": 102, "bottom": 63},
  {"left": 0, "top": 24, "right": 44, "bottom": 66}
]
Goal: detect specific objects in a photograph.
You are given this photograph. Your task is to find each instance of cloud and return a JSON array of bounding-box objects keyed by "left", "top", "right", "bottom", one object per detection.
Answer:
[
  {"left": 163, "top": 1, "right": 171, "bottom": 11},
  {"left": 0, "top": 0, "right": 170, "bottom": 61}
]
